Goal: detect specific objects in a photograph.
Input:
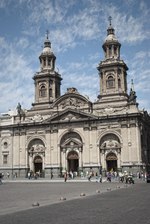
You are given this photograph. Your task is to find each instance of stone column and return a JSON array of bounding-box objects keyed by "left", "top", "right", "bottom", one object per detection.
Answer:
[
  {"left": 79, "top": 148, "right": 82, "bottom": 169},
  {"left": 62, "top": 149, "right": 66, "bottom": 170},
  {"left": 101, "top": 150, "right": 106, "bottom": 170},
  {"left": 29, "top": 155, "right": 33, "bottom": 171},
  {"left": 117, "top": 149, "right": 121, "bottom": 169}
]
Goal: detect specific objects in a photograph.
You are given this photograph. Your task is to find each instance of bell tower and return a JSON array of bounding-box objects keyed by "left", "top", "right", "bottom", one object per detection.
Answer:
[
  {"left": 32, "top": 31, "right": 62, "bottom": 110},
  {"left": 97, "top": 17, "right": 128, "bottom": 106}
]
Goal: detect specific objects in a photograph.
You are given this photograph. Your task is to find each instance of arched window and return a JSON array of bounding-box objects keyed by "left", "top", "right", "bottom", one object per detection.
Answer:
[
  {"left": 40, "top": 85, "right": 47, "bottom": 97},
  {"left": 48, "top": 59, "right": 51, "bottom": 66},
  {"left": 49, "top": 88, "right": 52, "bottom": 97},
  {"left": 106, "top": 75, "right": 115, "bottom": 88},
  {"left": 109, "top": 46, "right": 112, "bottom": 57},
  {"left": 118, "top": 78, "right": 121, "bottom": 88},
  {"left": 43, "top": 58, "right": 46, "bottom": 66}
]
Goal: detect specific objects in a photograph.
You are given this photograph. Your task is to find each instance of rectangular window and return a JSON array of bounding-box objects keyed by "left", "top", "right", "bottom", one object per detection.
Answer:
[{"left": 3, "top": 155, "right": 8, "bottom": 164}]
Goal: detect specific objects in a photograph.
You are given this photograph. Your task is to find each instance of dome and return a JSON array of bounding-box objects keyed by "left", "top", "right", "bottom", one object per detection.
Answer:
[
  {"left": 105, "top": 34, "right": 118, "bottom": 42},
  {"left": 42, "top": 35, "right": 54, "bottom": 54},
  {"left": 42, "top": 46, "right": 53, "bottom": 54}
]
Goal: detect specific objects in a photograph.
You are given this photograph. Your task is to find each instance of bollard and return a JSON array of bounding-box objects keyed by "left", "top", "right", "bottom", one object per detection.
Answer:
[
  {"left": 80, "top": 193, "right": 86, "bottom": 197},
  {"left": 107, "top": 188, "right": 111, "bottom": 191},
  {"left": 32, "top": 202, "right": 40, "bottom": 207},
  {"left": 60, "top": 197, "right": 66, "bottom": 201}
]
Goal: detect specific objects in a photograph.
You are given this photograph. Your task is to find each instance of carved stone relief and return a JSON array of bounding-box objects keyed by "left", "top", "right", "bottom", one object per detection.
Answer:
[
  {"left": 28, "top": 139, "right": 45, "bottom": 157},
  {"left": 59, "top": 97, "right": 86, "bottom": 109}
]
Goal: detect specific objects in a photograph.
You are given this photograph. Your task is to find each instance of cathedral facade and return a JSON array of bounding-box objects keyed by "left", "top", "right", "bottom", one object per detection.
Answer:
[{"left": 0, "top": 22, "right": 150, "bottom": 178}]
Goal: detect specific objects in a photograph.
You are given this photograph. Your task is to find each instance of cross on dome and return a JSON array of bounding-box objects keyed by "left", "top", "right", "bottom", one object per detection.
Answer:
[
  {"left": 108, "top": 16, "right": 112, "bottom": 26},
  {"left": 46, "top": 30, "right": 49, "bottom": 39}
]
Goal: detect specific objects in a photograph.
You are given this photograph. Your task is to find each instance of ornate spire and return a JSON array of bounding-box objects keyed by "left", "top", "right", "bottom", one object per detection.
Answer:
[
  {"left": 44, "top": 30, "right": 51, "bottom": 49},
  {"left": 97, "top": 17, "right": 129, "bottom": 104},
  {"left": 107, "top": 16, "right": 115, "bottom": 36},
  {"left": 39, "top": 31, "right": 56, "bottom": 71},
  {"left": 46, "top": 30, "right": 49, "bottom": 39},
  {"left": 108, "top": 16, "right": 112, "bottom": 26},
  {"left": 102, "top": 17, "right": 121, "bottom": 60}
]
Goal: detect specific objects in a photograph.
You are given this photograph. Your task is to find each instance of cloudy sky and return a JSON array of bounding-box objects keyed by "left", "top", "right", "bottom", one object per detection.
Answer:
[{"left": 0, "top": 0, "right": 149, "bottom": 113}]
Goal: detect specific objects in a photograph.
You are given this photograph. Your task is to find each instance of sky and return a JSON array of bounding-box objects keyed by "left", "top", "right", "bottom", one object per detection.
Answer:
[{"left": 0, "top": 0, "right": 149, "bottom": 114}]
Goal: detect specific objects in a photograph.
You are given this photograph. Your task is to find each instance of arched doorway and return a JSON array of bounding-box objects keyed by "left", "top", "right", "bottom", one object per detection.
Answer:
[
  {"left": 34, "top": 156, "right": 42, "bottom": 174},
  {"left": 106, "top": 153, "right": 117, "bottom": 172},
  {"left": 99, "top": 133, "right": 121, "bottom": 172},
  {"left": 67, "top": 151, "right": 79, "bottom": 172},
  {"left": 28, "top": 138, "right": 45, "bottom": 173},
  {"left": 60, "top": 132, "right": 83, "bottom": 173}
]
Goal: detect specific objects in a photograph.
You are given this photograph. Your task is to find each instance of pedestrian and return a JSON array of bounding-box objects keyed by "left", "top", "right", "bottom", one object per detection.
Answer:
[
  {"left": 27, "top": 171, "right": 31, "bottom": 179},
  {"left": 107, "top": 172, "right": 111, "bottom": 182},
  {"left": 88, "top": 173, "right": 92, "bottom": 181},
  {"left": 99, "top": 173, "right": 102, "bottom": 183},
  {"left": 69, "top": 171, "right": 73, "bottom": 179},
  {"left": 51, "top": 171, "right": 53, "bottom": 179},
  {"left": 7, "top": 172, "right": 10, "bottom": 179},
  {"left": 95, "top": 172, "right": 98, "bottom": 182},
  {"left": 0, "top": 173, "right": 3, "bottom": 185},
  {"left": 64, "top": 172, "right": 67, "bottom": 182}
]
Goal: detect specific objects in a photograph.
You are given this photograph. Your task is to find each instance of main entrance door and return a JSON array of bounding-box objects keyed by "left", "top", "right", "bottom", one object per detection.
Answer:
[
  {"left": 106, "top": 153, "right": 117, "bottom": 172},
  {"left": 34, "top": 156, "right": 42, "bottom": 173},
  {"left": 67, "top": 151, "right": 79, "bottom": 172}
]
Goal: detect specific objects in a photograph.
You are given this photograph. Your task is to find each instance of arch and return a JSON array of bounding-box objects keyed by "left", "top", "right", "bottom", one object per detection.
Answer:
[
  {"left": 58, "top": 129, "right": 85, "bottom": 146},
  {"left": 34, "top": 155, "right": 43, "bottom": 174},
  {"left": 28, "top": 138, "right": 45, "bottom": 149},
  {"left": 34, "top": 155, "right": 42, "bottom": 163},
  {"left": 98, "top": 131, "right": 122, "bottom": 172},
  {"left": 106, "top": 152, "right": 118, "bottom": 172},
  {"left": 60, "top": 131, "right": 83, "bottom": 153},
  {"left": 49, "top": 88, "right": 52, "bottom": 97},
  {"left": 106, "top": 152, "right": 117, "bottom": 160},
  {"left": 26, "top": 136, "right": 46, "bottom": 149},
  {"left": 97, "top": 130, "right": 122, "bottom": 147},
  {"left": 27, "top": 138, "right": 46, "bottom": 175},
  {"left": 118, "top": 78, "right": 121, "bottom": 88},
  {"left": 67, "top": 151, "right": 79, "bottom": 160},
  {"left": 27, "top": 138, "right": 46, "bottom": 159},
  {"left": 100, "top": 133, "right": 121, "bottom": 149},
  {"left": 39, "top": 85, "right": 47, "bottom": 97},
  {"left": 59, "top": 131, "right": 83, "bottom": 174},
  {"left": 106, "top": 75, "right": 115, "bottom": 88},
  {"left": 67, "top": 151, "right": 79, "bottom": 172}
]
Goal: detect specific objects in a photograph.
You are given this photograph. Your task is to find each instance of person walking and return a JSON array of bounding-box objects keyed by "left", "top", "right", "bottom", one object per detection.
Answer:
[
  {"left": 0, "top": 173, "right": 3, "bottom": 185},
  {"left": 107, "top": 172, "right": 111, "bottom": 182},
  {"left": 51, "top": 171, "right": 53, "bottom": 179},
  {"left": 7, "top": 172, "right": 10, "bottom": 179},
  {"left": 64, "top": 172, "right": 67, "bottom": 182},
  {"left": 99, "top": 173, "right": 102, "bottom": 183},
  {"left": 88, "top": 173, "right": 92, "bottom": 181}
]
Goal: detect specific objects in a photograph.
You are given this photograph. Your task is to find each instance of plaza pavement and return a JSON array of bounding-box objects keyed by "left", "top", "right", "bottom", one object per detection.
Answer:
[{"left": 0, "top": 176, "right": 144, "bottom": 216}]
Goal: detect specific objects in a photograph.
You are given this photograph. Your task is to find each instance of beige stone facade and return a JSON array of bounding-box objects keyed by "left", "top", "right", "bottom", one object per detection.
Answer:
[{"left": 0, "top": 23, "right": 150, "bottom": 178}]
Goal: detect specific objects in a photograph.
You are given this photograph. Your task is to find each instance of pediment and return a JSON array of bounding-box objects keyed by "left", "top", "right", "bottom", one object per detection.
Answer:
[
  {"left": 51, "top": 91, "right": 92, "bottom": 110},
  {"left": 61, "top": 138, "right": 82, "bottom": 148},
  {"left": 43, "top": 108, "right": 97, "bottom": 123}
]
